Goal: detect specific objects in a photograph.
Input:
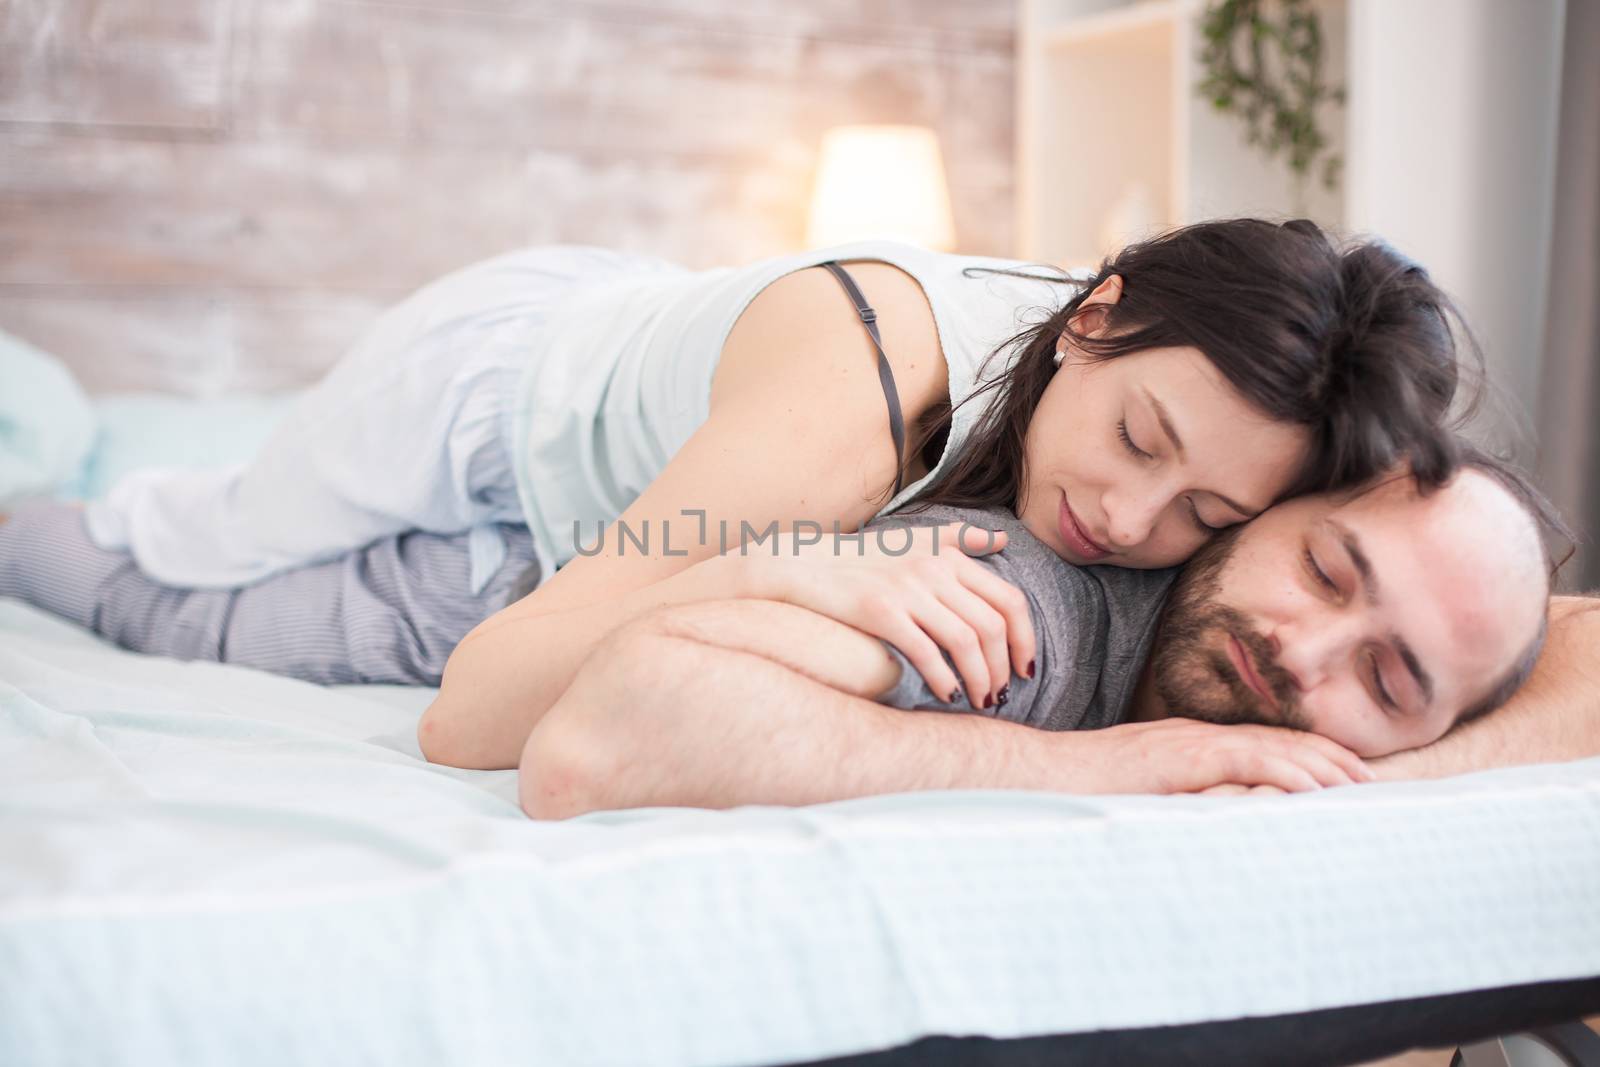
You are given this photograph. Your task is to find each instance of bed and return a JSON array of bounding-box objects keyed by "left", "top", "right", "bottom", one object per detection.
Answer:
[
  {"left": 2, "top": 372, "right": 1598, "bottom": 1066},
  {"left": 4, "top": 586, "right": 1599, "bottom": 1065}
]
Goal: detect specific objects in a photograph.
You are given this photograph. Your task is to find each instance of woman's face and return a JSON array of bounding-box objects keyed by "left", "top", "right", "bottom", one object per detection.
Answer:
[{"left": 1019, "top": 280, "right": 1312, "bottom": 570}]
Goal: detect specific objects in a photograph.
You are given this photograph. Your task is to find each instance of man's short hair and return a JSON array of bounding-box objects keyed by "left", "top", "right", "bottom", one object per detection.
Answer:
[
  {"left": 1450, "top": 611, "right": 1547, "bottom": 732},
  {"left": 1435, "top": 441, "right": 1570, "bottom": 731}
]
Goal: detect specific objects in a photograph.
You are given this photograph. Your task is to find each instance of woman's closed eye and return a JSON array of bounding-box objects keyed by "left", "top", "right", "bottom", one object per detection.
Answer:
[
  {"left": 1185, "top": 497, "right": 1229, "bottom": 533},
  {"left": 1120, "top": 416, "right": 1233, "bottom": 534},
  {"left": 1116, "top": 418, "right": 1153, "bottom": 460}
]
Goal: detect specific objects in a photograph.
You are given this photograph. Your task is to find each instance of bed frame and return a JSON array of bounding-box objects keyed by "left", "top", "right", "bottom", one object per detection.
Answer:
[{"left": 793, "top": 978, "right": 1600, "bottom": 1067}]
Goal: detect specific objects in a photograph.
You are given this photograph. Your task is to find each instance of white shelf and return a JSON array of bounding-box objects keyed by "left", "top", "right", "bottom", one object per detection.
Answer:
[
  {"left": 1017, "top": 0, "right": 1347, "bottom": 268},
  {"left": 1038, "top": 0, "right": 1184, "bottom": 48}
]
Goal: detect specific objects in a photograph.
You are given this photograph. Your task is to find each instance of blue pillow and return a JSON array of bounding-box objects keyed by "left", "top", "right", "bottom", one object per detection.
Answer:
[
  {"left": 64, "top": 393, "right": 298, "bottom": 500},
  {"left": 0, "top": 328, "right": 96, "bottom": 509}
]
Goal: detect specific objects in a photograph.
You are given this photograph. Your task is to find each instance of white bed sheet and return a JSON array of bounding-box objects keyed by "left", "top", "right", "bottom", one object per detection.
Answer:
[{"left": 2, "top": 597, "right": 1598, "bottom": 1067}]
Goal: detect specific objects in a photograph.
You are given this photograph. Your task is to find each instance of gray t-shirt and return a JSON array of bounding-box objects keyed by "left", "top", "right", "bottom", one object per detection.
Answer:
[{"left": 863, "top": 503, "right": 1175, "bottom": 730}]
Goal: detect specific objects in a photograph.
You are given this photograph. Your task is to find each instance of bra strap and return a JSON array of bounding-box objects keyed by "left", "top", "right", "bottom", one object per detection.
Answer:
[{"left": 819, "top": 261, "right": 907, "bottom": 499}]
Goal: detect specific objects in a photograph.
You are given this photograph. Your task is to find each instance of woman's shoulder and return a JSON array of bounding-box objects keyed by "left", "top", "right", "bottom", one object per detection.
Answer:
[{"left": 713, "top": 254, "right": 950, "bottom": 424}]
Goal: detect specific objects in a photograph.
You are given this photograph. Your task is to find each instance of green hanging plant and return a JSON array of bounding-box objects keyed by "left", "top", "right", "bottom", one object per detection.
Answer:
[{"left": 1197, "top": 0, "right": 1344, "bottom": 193}]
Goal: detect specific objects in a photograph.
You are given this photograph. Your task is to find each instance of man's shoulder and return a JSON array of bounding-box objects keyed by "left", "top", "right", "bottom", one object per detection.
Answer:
[
  {"left": 1083, "top": 561, "right": 1179, "bottom": 610},
  {"left": 862, "top": 501, "right": 1175, "bottom": 731},
  {"left": 868, "top": 501, "right": 1006, "bottom": 532},
  {"left": 872, "top": 503, "right": 1106, "bottom": 600},
  {"left": 872, "top": 501, "right": 1174, "bottom": 602}
]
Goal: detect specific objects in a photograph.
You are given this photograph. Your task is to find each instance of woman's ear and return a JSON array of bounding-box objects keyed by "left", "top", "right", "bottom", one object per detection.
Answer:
[{"left": 1068, "top": 274, "right": 1125, "bottom": 339}]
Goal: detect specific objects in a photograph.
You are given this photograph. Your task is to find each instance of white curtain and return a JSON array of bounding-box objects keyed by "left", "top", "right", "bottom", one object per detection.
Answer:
[{"left": 1535, "top": 0, "right": 1600, "bottom": 592}]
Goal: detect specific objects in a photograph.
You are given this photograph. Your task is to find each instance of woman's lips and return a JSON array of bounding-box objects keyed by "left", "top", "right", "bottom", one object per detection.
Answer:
[
  {"left": 1227, "top": 633, "right": 1280, "bottom": 712},
  {"left": 1058, "top": 493, "right": 1111, "bottom": 561}
]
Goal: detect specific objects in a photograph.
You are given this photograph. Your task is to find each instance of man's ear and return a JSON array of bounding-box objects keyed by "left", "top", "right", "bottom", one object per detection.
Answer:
[{"left": 1068, "top": 274, "right": 1124, "bottom": 340}]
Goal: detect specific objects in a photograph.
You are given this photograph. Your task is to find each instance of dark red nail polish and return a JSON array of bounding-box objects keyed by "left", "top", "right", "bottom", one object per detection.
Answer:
[
  {"left": 982, "top": 693, "right": 993, "bottom": 709},
  {"left": 948, "top": 686, "right": 963, "bottom": 705},
  {"left": 1025, "top": 659, "right": 1035, "bottom": 679},
  {"left": 996, "top": 685, "right": 1009, "bottom": 706}
]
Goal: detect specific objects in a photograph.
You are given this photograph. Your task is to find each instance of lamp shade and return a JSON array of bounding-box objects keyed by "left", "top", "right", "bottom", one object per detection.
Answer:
[{"left": 805, "top": 125, "right": 957, "bottom": 251}]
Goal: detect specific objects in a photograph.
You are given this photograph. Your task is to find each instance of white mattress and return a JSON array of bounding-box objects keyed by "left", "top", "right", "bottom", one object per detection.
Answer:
[{"left": 2, "top": 597, "right": 1598, "bottom": 1067}]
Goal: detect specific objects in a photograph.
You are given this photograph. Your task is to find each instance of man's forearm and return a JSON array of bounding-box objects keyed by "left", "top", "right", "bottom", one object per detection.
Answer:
[
  {"left": 1375, "top": 595, "right": 1600, "bottom": 780},
  {"left": 518, "top": 617, "right": 1083, "bottom": 819},
  {"left": 517, "top": 599, "right": 1374, "bottom": 817},
  {"left": 422, "top": 550, "right": 770, "bottom": 769}
]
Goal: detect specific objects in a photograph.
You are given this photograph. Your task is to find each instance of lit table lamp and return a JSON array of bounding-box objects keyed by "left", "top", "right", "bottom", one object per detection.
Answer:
[{"left": 805, "top": 124, "right": 957, "bottom": 252}]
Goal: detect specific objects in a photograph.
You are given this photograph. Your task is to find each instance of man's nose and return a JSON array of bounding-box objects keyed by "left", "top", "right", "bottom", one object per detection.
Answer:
[{"left": 1274, "top": 614, "right": 1363, "bottom": 692}]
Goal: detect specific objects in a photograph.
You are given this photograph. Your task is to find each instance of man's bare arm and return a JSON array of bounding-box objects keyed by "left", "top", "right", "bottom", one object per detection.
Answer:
[
  {"left": 519, "top": 620, "right": 1081, "bottom": 818},
  {"left": 1373, "top": 595, "right": 1600, "bottom": 780},
  {"left": 517, "top": 600, "right": 1371, "bottom": 818}
]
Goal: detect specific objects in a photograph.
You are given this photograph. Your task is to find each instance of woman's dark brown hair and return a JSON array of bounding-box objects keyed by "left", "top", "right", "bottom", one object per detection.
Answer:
[{"left": 892, "top": 217, "right": 1479, "bottom": 517}]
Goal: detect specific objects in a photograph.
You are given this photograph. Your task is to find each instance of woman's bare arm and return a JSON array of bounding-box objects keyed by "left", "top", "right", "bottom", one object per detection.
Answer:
[
  {"left": 421, "top": 413, "right": 893, "bottom": 769},
  {"left": 419, "top": 268, "right": 948, "bottom": 769}
]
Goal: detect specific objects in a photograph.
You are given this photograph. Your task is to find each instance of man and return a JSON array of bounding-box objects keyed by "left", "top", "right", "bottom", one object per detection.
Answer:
[{"left": 517, "top": 462, "right": 1583, "bottom": 819}]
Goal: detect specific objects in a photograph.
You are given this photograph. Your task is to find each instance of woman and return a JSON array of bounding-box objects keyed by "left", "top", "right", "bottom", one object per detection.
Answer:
[{"left": 0, "top": 219, "right": 1468, "bottom": 768}]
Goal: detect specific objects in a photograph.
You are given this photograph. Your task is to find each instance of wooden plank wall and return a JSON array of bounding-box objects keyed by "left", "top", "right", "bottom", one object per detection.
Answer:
[{"left": 0, "top": 0, "right": 1017, "bottom": 395}]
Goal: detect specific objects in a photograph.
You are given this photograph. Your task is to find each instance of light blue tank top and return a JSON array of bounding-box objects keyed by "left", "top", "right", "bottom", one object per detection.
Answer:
[{"left": 507, "top": 239, "right": 1072, "bottom": 577}]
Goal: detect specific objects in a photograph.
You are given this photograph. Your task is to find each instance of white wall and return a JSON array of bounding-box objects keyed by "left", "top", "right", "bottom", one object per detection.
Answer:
[
  {"left": 1344, "top": 0, "right": 1566, "bottom": 456},
  {"left": 1181, "top": 0, "right": 1346, "bottom": 230}
]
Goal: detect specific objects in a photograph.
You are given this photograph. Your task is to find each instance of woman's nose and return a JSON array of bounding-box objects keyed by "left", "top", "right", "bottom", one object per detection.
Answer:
[{"left": 1102, "top": 490, "right": 1165, "bottom": 549}]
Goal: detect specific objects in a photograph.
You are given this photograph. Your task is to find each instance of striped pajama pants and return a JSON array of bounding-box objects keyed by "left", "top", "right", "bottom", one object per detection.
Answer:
[{"left": 0, "top": 501, "right": 541, "bottom": 686}]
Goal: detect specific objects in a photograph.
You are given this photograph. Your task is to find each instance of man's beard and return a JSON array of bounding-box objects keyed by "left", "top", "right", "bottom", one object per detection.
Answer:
[{"left": 1149, "top": 528, "right": 1310, "bottom": 730}]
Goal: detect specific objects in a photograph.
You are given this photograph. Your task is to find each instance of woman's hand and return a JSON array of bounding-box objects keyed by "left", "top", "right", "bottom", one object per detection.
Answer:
[
  {"left": 739, "top": 521, "right": 1036, "bottom": 710},
  {"left": 1071, "top": 718, "right": 1376, "bottom": 794}
]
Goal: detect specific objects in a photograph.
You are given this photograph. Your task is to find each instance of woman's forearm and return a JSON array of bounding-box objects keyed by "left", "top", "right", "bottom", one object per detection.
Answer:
[{"left": 419, "top": 550, "right": 772, "bottom": 768}]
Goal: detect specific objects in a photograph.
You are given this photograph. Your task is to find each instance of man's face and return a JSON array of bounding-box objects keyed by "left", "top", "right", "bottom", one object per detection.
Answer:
[{"left": 1147, "top": 470, "right": 1546, "bottom": 758}]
